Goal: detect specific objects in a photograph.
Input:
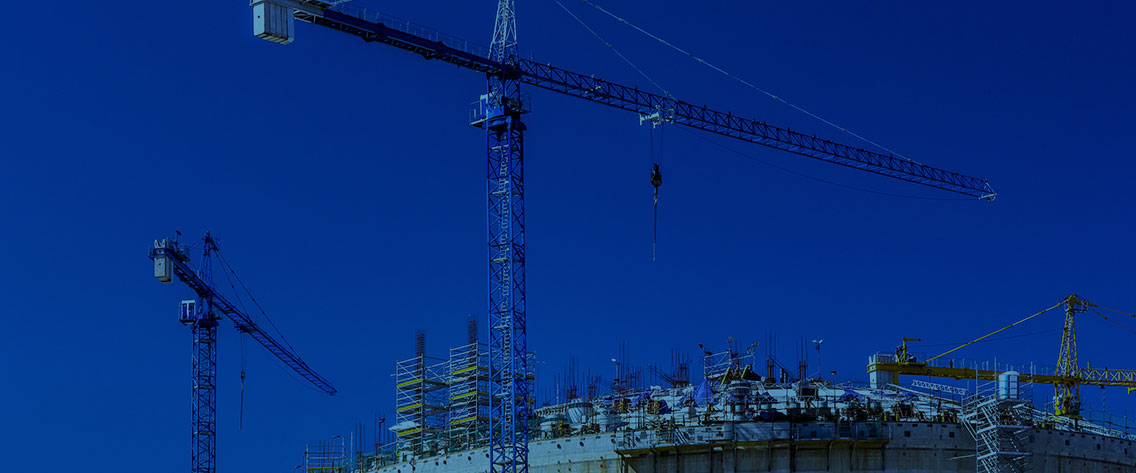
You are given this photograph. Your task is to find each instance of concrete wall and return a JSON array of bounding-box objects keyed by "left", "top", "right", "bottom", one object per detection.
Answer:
[
  {"left": 372, "top": 434, "right": 623, "bottom": 473},
  {"left": 621, "top": 422, "right": 971, "bottom": 473},
  {"left": 1026, "top": 428, "right": 1136, "bottom": 473},
  {"left": 371, "top": 422, "right": 1136, "bottom": 473}
]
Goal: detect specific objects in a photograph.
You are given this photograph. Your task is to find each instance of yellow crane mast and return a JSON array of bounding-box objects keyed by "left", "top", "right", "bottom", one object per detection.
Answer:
[{"left": 868, "top": 294, "right": 1136, "bottom": 418}]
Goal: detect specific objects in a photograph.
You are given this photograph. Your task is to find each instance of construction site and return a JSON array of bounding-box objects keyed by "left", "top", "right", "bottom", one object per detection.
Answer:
[
  {"left": 136, "top": 2, "right": 1136, "bottom": 473},
  {"left": 272, "top": 296, "right": 1136, "bottom": 473}
]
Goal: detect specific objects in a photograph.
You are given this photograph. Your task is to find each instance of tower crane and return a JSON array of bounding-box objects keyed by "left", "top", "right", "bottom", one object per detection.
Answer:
[
  {"left": 151, "top": 232, "right": 336, "bottom": 473},
  {"left": 869, "top": 294, "right": 1136, "bottom": 419},
  {"left": 246, "top": 2, "right": 997, "bottom": 472}
]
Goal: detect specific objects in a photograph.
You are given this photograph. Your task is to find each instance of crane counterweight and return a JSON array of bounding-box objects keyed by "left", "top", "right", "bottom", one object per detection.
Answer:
[
  {"left": 155, "top": 255, "right": 172, "bottom": 282},
  {"left": 252, "top": 0, "right": 295, "bottom": 44}
]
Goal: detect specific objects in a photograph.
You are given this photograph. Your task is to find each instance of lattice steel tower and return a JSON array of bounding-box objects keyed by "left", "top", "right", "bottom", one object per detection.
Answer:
[
  {"left": 1055, "top": 295, "right": 1085, "bottom": 417},
  {"left": 481, "top": 1, "right": 529, "bottom": 472},
  {"left": 187, "top": 234, "right": 221, "bottom": 473}
]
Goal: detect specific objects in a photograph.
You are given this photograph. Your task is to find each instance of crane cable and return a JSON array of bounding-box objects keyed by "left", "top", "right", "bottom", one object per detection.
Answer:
[
  {"left": 924, "top": 300, "right": 1066, "bottom": 363},
  {"left": 552, "top": 0, "right": 675, "bottom": 101},
  {"left": 217, "top": 255, "right": 251, "bottom": 429},
  {"left": 650, "top": 126, "right": 663, "bottom": 261},
  {"left": 1096, "top": 304, "right": 1136, "bottom": 319},
  {"left": 217, "top": 249, "right": 329, "bottom": 395},
  {"left": 912, "top": 328, "right": 1062, "bottom": 348},
  {"left": 577, "top": 0, "right": 920, "bottom": 164},
  {"left": 555, "top": 0, "right": 973, "bottom": 202},
  {"left": 216, "top": 250, "right": 297, "bottom": 353},
  {"left": 1085, "top": 306, "right": 1136, "bottom": 395},
  {"left": 1091, "top": 309, "right": 1136, "bottom": 337},
  {"left": 240, "top": 333, "right": 247, "bottom": 430},
  {"left": 555, "top": 0, "right": 673, "bottom": 260}
]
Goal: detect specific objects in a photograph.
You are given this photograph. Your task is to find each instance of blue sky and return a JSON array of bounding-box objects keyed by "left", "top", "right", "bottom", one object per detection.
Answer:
[{"left": 2, "top": 1, "right": 1134, "bottom": 471}]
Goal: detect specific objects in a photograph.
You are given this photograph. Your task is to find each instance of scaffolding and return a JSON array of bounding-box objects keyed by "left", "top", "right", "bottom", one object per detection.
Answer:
[
  {"left": 386, "top": 324, "right": 537, "bottom": 456},
  {"left": 303, "top": 437, "right": 348, "bottom": 473},
  {"left": 448, "top": 341, "right": 489, "bottom": 444},
  {"left": 704, "top": 337, "right": 756, "bottom": 382},
  {"left": 394, "top": 354, "right": 449, "bottom": 454}
]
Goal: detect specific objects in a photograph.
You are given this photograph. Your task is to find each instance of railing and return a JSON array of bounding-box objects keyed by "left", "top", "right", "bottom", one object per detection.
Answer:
[
  {"left": 615, "top": 421, "right": 888, "bottom": 450},
  {"left": 330, "top": 3, "right": 492, "bottom": 59}
]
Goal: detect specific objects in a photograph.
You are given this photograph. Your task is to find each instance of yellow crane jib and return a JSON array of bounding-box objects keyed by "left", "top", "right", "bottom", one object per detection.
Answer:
[{"left": 866, "top": 295, "right": 1136, "bottom": 419}]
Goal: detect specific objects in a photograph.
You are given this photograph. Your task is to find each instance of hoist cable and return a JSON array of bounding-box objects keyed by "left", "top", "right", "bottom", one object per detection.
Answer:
[
  {"left": 557, "top": 0, "right": 677, "bottom": 261},
  {"left": 218, "top": 255, "right": 251, "bottom": 429},
  {"left": 240, "top": 333, "right": 248, "bottom": 430},
  {"left": 214, "top": 251, "right": 329, "bottom": 395},
  {"left": 650, "top": 127, "right": 658, "bottom": 262}
]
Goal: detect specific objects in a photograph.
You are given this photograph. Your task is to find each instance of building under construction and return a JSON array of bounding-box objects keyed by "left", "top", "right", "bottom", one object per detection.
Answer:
[
  {"left": 236, "top": 2, "right": 1130, "bottom": 472},
  {"left": 299, "top": 299, "right": 1136, "bottom": 473}
]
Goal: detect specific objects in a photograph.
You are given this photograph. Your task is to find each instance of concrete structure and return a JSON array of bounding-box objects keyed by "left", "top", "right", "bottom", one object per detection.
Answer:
[
  {"left": 317, "top": 343, "right": 1136, "bottom": 473},
  {"left": 367, "top": 421, "right": 1136, "bottom": 473}
]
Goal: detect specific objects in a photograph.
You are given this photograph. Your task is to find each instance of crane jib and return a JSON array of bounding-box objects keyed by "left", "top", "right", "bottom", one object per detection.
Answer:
[
  {"left": 152, "top": 244, "right": 337, "bottom": 395},
  {"left": 286, "top": 3, "right": 995, "bottom": 200},
  {"left": 515, "top": 60, "right": 995, "bottom": 199}
]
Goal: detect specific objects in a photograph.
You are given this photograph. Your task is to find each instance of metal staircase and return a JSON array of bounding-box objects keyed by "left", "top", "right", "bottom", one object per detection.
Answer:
[{"left": 962, "top": 394, "right": 1032, "bottom": 473}]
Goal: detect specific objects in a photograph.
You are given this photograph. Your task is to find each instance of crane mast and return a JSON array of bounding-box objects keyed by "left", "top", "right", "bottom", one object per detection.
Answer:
[
  {"left": 189, "top": 235, "right": 221, "bottom": 473},
  {"left": 481, "top": 1, "right": 529, "bottom": 472},
  {"left": 1054, "top": 295, "right": 1083, "bottom": 416}
]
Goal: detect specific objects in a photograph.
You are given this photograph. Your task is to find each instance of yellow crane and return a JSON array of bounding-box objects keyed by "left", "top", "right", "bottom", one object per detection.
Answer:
[{"left": 868, "top": 294, "right": 1136, "bottom": 418}]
